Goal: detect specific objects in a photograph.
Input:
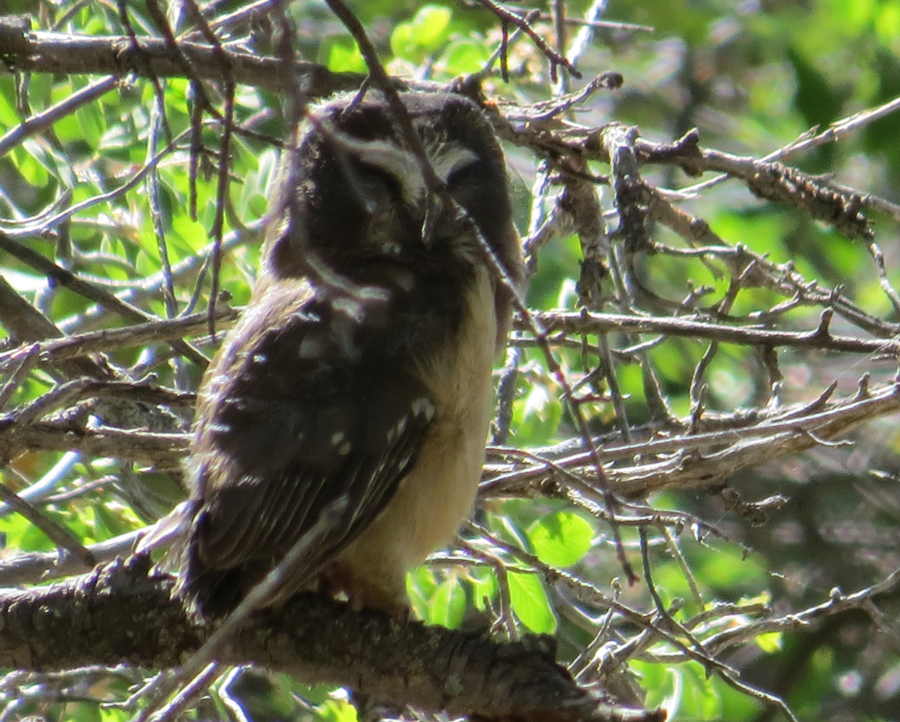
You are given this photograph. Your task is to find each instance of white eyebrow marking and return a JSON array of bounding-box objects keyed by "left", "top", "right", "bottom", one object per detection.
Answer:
[
  {"left": 357, "top": 140, "right": 479, "bottom": 206},
  {"left": 356, "top": 142, "right": 423, "bottom": 205},
  {"left": 431, "top": 147, "right": 478, "bottom": 184}
]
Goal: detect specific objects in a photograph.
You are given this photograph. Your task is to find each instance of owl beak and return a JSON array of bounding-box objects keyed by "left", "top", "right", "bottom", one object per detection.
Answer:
[
  {"left": 351, "top": 141, "right": 464, "bottom": 250},
  {"left": 417, "top": 147, "right": 480, "bottom": 248},
  {"left": 419, "top": 192, "right": 441, "bottom": 246}
]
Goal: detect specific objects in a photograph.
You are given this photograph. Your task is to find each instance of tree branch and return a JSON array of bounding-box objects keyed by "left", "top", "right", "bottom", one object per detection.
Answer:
[
  {"left": 0, "top": 555, "right": 663, "bottom": 722},
  {"left": 0, "top": 20, "right": 363, "bottom": 96}
]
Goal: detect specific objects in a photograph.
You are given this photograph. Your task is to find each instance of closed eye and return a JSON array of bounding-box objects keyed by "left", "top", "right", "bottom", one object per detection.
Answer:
[
  {"left": 432, "top": 146, "right": 480, "bottom": 188},
  {"left": 447, "top": 160, "right": 481, "bottom": 189},
  {"left": 345, "top": 161, "right": 404, "bottom": 213},
  {"left": 357, "top": 162, "right": 403, "bottom": 197}
]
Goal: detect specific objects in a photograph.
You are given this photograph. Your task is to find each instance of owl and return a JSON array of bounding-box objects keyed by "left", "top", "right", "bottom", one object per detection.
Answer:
[{"left": 179, "top": 91, "right": 524, "bottom": 618}]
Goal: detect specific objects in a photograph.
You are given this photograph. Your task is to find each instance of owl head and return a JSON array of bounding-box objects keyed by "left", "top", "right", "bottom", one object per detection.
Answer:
[{"left": 260, "top": 92, "right": 520, "bottom": 290}]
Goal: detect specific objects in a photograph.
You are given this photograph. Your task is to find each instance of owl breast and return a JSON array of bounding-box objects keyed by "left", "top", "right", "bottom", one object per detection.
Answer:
[{"left": 330, "top": 263, "right": 498, "bottom": 611}]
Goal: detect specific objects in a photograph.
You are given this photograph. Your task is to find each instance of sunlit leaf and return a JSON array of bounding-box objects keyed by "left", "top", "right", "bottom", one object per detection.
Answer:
[
  {"left": 100, "top": 705, "right": 130, "bottom": 722},
  {"left": 511, "top": 381, "right": 562, "bottom": 444},
  {"left": 406, "top": 565, "right": 438, "bottom": 620},
  {"left": 755, "top": 631, "right": 783, "bottom": 653},
  {"left": 391, "top": 5, "right": 453, "bottom": 62},
  {"left": 508, "top": 571, "right": 556, "bottom": 634},
  {"left": 442, "top": 39, "right": 491, "bottom": 75},
  {"left": 318, "top": 697, "right": 359, "bottom": 722},
  {"left": 526, "top": 511, "right": 596, "bottom": 568},
  {"left": 468, "top": 567, "right": 497, "bottom": 612},
  {"left": 427, "top": 575, "right": 466, "bottom": 629},
  {"left": 326, "top": 37, "right": 367, "bottom": 73}
]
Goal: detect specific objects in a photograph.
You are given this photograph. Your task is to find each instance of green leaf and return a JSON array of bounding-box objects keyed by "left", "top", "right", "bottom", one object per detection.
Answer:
[
  {"left": 630, "top": 659, "right": 671, "bottom": 710},
  {"left": 526, "top": 511, "right": 596, "bottom": 568},
  {"left": 391, "top": 5, "right": 453, "bottom": 63},
  {"left": 638, "top": 660, "right": 726, "bottom": 720},
  {"left": 406, "top": 565, "right": 438, "bottom": 620},
  {"left": 442, "top": 38, "right": 491, "bottom": 75},
  {"left": 875, "top": 1, "right": 900, "bottom": 44},
  {"left": 12, "top": 143, "right": 50, "bottom": 187},
  {"left": 831, "top": 0, "right": 877, "bottom": 34},
  {"left": 318, "top": 698, "right": 359, "bottom": 722},
  {"left": 755, "top": 631, "right": 783, "bottom": 654},
  {"left": 469, "top": 567, "right": 497, "bottom": 612},
  {"left": 325, "top": 37, "right": 367, "bottom": 73},
  {"left": 696, "top": 547, "right": 766, "bottom": 591},
  {"left": 489, "top": 511, "right": 530, "bottom": 550},
  {"left": 680, "top": 661, "right": 723, "bottom": 719},
  {"left": 18, "top": 516, "right": 56, "bottom": 553},
  {"left": 412, "top": 5, "right": 453, "bottom": 48},
  {"left": 75, "top": 99, "right": 105, "bottom": 150},
  {"left": 0, "top": 508, "right": 50, "bottom": 553},
  {"left": 511, "top": 381, "right": 562, "bottom": 444},
  {"left": 508, "top": 571, "right": 556, "bottom": 634},
  {"left": 0, "top": 77, "right": 19, "bottom": 128},
  {"left": 389, "top": 23, "right": 415, "bottom": 61},
  {"left": 787, "top": 45, "right": 842, "bottom": 131},
  {"left": 215, "top": 667, "right": 300, "bottom": 721},
  {"left": 100, "top": 705, "right": 130, "bottom": 722},
  {"left": 427, "top": 576, "right": 466, "bottom": 629},
  {"left": 94, "top": 500, "right": 142, "bottom": 540}
]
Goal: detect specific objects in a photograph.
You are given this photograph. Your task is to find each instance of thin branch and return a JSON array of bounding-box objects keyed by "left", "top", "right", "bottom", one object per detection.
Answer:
[
  {"left": 0, "top": 484, "right": 95, "bottom": 567},
  {"left": 0, "top": 307, "right": 237, "bottom": 375},
  {"left": 523, "top": 310, "right": 900, "bottom": 356},
  {"left": 470, "top": 0, "right": 583, "bottom": 80},
  {"left": 0, "top": 231, "right": 208, "bottom": 368},
  {"left": 0, "top": 76, "right": 121, "bottom": 157}
]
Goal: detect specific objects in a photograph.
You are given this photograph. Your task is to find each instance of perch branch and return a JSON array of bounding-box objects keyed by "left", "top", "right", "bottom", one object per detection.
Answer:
[{"left": 0, "top": 556, "right": 663, "bottom": 722}]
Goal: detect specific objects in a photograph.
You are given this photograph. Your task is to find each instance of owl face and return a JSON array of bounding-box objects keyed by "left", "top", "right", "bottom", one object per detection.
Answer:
[{"left": 264, "top": 92, "right": 517, "bottom": 284}]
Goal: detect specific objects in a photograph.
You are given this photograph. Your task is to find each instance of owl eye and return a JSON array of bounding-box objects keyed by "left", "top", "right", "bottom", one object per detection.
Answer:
[
  {"left": 349, "top": 161, "right": 404, "bottom": 214},
  {"left": 447, "top": 159, "right": 482, "bottom": 190},
  {"left": 357, "top": 162, "right": 403, "bottom": 197}
]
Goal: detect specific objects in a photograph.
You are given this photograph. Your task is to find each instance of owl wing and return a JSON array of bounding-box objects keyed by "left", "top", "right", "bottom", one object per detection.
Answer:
[{"left": 181, "top": 280, "right": 436, "bottom": 617}]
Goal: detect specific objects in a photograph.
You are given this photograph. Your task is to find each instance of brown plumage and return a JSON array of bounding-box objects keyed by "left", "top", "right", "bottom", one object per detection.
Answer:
[{"left": 178, "top": 92, "right": 523, "bottom": 618}]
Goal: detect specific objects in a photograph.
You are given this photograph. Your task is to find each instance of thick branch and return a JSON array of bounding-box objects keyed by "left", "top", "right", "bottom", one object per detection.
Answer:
[
  {"left": 0, "top": 22, "right": 363, "bottom": 96},
  {"left": 0, "top": 423, "right": 186, "bottom": 468},
  {"left": 633, "top": 130, "right": 872, "bottom": 240},
  {"left": 0, "top": 556, "right": 662, "bottom": 722}
]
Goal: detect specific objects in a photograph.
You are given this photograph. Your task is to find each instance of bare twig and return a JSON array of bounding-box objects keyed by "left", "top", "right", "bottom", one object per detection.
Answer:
[
  {"left": 0, "top": 484, "right": 95, "bottom": 567},
  {"left": 0, "top": 231, "right": 208, "bottom": 368}
]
